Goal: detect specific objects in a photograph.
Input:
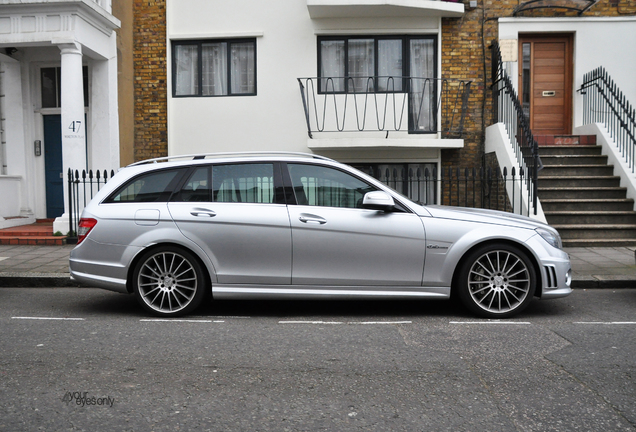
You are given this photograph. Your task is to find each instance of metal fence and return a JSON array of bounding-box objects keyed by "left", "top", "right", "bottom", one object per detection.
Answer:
[
  {"left": 362, "top": 165, "right": 536, "bottom": 216},
  {"left": 67, "top": 168, "right": 114, "bottom": 243},
  {"left": 580, "top": 66, "right": 636, "bottom": 173}
]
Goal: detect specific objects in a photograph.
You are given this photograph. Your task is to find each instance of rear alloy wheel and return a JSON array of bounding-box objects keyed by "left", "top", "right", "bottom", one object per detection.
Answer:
[
  {"left": 133, "top": 247, "right": 206, "bottom": 317},
  {"left": 458, "top": 244, "right": 536, "bottom": 318}
]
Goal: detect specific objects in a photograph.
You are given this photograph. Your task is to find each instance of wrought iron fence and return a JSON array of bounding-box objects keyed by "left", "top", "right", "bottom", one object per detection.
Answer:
[
  {"left": 297, "top": 76, "right": 471, "bottom": 138},
  {"left": 67, "top": 168, "right": 114, "bottom": 243},
  {"left": 490, "top": 42, "right": 542, "bottom": 215},
  {"left": 579, "top": 66, "right": 636, "bottom": 173},
  {"left": 359, "top": 165, "right": 536, "bottom": 216}
]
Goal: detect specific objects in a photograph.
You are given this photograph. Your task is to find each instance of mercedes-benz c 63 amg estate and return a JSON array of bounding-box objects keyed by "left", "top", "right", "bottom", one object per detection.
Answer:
[{"left": 70, "top": 152, "right": 572, "bottom": 318}]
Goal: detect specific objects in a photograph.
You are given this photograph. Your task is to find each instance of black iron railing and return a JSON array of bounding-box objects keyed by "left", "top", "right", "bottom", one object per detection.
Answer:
[
  {"left": 490, "top": 42, "right": 542, "bottom": 215},
  {"left": 359, "top": 165, "right": 535, "bottom": 216},
  {"left": 579, "top": 66, "right": 636, "bottom": 173},
  {"left": 297, "top": 76, "right": 471, "bottom": 138},
  {"left": 67, "top": 168, "right": 114, "bottom": 243}
]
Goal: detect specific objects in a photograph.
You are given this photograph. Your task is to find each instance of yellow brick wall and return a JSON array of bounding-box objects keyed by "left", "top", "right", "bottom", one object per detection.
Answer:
[{"left": 133, "top": 0, "right": 168, "bottom": 161}]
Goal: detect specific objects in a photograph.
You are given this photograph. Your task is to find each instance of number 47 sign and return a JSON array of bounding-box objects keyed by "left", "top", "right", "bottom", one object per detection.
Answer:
[{"left": 68, "top": 120, "right": 82, "bottom": 133}]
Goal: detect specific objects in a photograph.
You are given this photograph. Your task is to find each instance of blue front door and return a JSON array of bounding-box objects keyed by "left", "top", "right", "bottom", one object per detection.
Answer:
[{"left": 44, "top": 115, "right": 64, "bottom": 218}]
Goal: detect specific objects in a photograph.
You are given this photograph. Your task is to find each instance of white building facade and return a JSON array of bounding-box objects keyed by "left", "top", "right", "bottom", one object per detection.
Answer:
[
  {"left": 166, "top": 0, "right": 466, "bottom": 204},
  {"left": 0, "top": 0, "right": 120, "bottom": 232}
]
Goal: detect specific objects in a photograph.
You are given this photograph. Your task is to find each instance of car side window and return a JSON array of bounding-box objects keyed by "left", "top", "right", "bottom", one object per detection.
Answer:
[
  {"left": 172, "top": 167, "right": 211, "bottom": 202},
  {"left": 106, "top": 169, "right": 184, "bottom": 203},
  {"left": 287, "top": 163, "right": 375, "bottom": 208},
  {"left": 213, "top": 164, "right": 275, "bottom": 204}
]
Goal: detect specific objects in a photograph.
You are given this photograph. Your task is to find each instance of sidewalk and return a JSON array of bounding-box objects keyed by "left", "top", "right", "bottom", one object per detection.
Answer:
[{"left": 1, "top": 244, "right": 635, "bottom": 288}]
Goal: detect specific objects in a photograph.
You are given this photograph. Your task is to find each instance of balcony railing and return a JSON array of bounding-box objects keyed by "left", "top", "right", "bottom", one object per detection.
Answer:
[{"left": 297, "top": 76, "right": 471, "bottom": 138}]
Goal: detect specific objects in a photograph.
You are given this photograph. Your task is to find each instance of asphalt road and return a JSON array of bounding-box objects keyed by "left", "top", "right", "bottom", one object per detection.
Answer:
[{"left": 1, "top": 287, "right": 635, "bottom": 431}]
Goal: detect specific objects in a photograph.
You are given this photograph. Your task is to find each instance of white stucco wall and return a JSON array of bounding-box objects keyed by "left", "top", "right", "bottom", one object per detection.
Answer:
[
  {"left": 498, "top": 17, "right": 636, "bottom": 130},
  {"left": 166, "top": 0, "right": 446, "bottom": 162},
  {"left": 0, "top": 2, "right": 120, "bottom": 227}
]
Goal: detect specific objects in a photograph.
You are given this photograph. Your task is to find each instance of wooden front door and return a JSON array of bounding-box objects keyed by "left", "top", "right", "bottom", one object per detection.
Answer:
[{"left": 519, "top": 34, "right": 573, "bottom": 137}]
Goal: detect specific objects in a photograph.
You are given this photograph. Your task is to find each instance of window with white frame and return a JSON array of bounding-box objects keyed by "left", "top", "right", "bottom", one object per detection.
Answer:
[{"left": 172, "top": 39, "right": 256, "bottom": 97}]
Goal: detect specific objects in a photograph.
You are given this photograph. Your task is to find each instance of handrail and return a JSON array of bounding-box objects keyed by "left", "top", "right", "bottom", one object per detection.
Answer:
[
  {"left": 579, "top": 66, "right": 636, "bottom": 173},
  {"left": 297, "top": 76, "right": 471, "bottom": 138},
  {"left": 490, "top": 42, "right": 542, "bottom": 216}
]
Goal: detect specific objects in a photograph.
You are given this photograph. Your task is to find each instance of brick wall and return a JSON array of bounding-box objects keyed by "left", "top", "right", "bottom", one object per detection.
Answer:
[{"left": 133, "top": 0, "right": 168, "bottom": 161}]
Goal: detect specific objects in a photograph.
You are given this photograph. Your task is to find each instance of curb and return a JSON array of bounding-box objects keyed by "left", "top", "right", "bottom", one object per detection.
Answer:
[
  {"left": 571, "top": 275, "right": 636, "bottom": 289},
  {"left": 0, "top": 273, "right": 81, "bottom": 288}
]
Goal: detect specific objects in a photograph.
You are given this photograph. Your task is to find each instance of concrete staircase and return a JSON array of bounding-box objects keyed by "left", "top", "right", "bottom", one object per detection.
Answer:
[
  {"left": 0, "top": 219, "right": 67, "bottom": 246},
  {"left": 537, "top": 135, "right": 636, "bottom": 247}
]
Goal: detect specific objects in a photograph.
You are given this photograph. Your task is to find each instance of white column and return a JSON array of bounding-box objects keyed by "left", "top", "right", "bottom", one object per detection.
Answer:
[{"left": 54, "top": 42, "right": 87, "bottom": 234}]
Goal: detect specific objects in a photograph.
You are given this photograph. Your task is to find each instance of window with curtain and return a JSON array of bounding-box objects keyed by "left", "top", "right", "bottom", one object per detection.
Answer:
[
  {"left": 318, "top": 35, "right": 437, "bottom": 132},
  {"left": 172, "top": 39, "right": 256, "bottom": 97},
  {"left": 317, "top": 35, "right": 435, "bottom": 93}
]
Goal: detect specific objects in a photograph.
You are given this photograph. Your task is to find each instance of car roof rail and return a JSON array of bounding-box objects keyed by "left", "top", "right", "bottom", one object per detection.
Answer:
[{"left": 127, "top": 151, "right": 335, "bottom": 167}]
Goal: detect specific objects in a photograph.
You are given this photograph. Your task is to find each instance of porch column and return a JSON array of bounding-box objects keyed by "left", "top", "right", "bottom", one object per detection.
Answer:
[{"left": 54, "top": 42, "right": 87, "bottom": 234}]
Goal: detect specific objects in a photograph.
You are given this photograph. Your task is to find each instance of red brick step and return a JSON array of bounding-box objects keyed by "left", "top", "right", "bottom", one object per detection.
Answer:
[{"left": 0, "top": 220, "right": 67, "bottom": 245}]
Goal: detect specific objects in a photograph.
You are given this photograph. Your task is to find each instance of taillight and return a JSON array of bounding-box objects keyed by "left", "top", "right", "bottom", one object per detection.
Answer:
[{"left": 77, "top": 218, "right": 97, "bottom": 245}]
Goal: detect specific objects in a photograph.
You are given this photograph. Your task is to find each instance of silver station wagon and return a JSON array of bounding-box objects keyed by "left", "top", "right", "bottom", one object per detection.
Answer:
[{"left": 69, "top": 152, "right": 572, "bottom": 318}]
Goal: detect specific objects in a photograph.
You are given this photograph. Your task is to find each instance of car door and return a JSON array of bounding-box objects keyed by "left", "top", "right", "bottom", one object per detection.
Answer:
[
  {"left": 285, "top": 163, "right": 426, "bottom": 286},
  {"left": 168, "top": 163, "right": 292, "bottom": 285}
]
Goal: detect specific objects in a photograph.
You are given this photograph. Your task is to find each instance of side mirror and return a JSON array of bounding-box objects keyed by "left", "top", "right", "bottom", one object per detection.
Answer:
[{"left": 362, "top": 191, "right": 395, "bottom": 211}]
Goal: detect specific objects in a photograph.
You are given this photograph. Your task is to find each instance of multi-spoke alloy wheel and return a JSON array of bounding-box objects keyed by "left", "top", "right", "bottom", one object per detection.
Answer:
[
  {"left": 133, "top": 247, "right": 206, "bottom": 317},
  {"left": 457, "top": 244, "right": 536, "bottom": 318}
]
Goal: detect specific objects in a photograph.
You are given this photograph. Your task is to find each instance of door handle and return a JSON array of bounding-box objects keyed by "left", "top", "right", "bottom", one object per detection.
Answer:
[
  {"left": 190, "top": 208, "right": 216, "bottom": 217},
  {"left": 299, "top": 214, "right": 327, "bottom": 224}
]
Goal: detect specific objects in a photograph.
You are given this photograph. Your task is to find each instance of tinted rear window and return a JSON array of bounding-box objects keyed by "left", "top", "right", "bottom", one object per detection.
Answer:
[{"left": 106, "top": 169, "right": 185, "bottom": 203}]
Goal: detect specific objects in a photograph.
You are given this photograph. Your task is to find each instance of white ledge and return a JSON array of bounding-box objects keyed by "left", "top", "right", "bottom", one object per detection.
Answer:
[
  {"left": 308, "top": 136, "right": 464, "bottom": 149},
  {"left": 307, "top": 0, "right": 464, "bottom": 19}
]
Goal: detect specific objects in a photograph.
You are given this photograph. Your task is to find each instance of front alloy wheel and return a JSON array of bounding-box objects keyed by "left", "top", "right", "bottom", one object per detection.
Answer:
[
  {"left": 458, "top": 244, "right": 536, "bottom": 318},
  {"left": 133, "top": 247, "right": 206, "bottom": 317}
]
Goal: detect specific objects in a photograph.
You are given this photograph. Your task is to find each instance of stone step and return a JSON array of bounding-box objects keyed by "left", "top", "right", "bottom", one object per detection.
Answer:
[
  {"left": 540, "top": 199, "right": 635, "bottom": 212},
  {"left": 537, "top": 145, "right": 602, "bottom": 156},
  {"left": 537, "top": 187, "right": 628, "bottom": 200},
  {"left": 537, "top": 176, "right": 621, "bottom": 188},
  {"left": 562, "top": 238, "right": 636, "bottom": 247},
  {"left": 553, "top": 224, "right": 636, "bottom": 240},
  {"left": 539, "top": 164, "right": 615, "bottom": 176},
  {"left": 545, "top": 211, "right": 636, "bottom": 225},
  {"left": 540, "top": 155, "right": 608, "bottom": 166}
]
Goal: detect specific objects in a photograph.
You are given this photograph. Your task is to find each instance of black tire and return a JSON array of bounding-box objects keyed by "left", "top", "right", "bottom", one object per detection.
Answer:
[
  {"left": 457, "top": 243, "right": 536, "bottom": 318},
  {"left": 132, "top": 246, "right": 207, "bottom": 317}
]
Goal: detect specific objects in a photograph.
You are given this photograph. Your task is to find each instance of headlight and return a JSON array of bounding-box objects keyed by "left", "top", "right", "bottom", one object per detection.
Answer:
[{"left": 536, "top": 227, "right": 562, "bottom": 249}]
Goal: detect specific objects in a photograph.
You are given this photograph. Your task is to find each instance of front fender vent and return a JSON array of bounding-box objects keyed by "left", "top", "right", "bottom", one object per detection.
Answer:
[{"left": 544, "top": 265, "right": 558, "bottom": 289}]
